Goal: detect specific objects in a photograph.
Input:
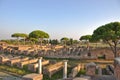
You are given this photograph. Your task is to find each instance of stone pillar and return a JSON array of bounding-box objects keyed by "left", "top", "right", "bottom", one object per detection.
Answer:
[
  {"left": 114, "top": 57, "right": 120, "bottom": 80},
  {"left": 63, "top": 60, "right": 68, "bottom": 79},
  {"left": 38, "top": 57, "right": 42, "bottom": 74},
  {"left": 98, "top": 67, "right": 102, "bottom": 76},
  {"left": 86, "top": 62, "right": 96, "bottom": 76}
]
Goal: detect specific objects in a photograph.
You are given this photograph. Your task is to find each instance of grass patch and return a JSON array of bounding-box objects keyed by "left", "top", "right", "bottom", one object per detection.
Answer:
[
  {"left": 0, "top": 64, "right": 31, "bottom": 76},
  {"left": 43, "top": 67, "right": 72, "bottom": 80},
  {"left": 76, "top": 69, "right": 86, "bottom": 77}
]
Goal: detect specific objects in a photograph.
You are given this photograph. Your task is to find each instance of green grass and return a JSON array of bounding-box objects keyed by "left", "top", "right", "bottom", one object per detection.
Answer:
[
  {"left": 76, "top": 69, "right": 86, "bottom": 77},
  {"left": 0, "top": 64, "right": 31, "bottom": 76},
  {"left": 43, "top": 67, "right": 72, "bottom": 80}
]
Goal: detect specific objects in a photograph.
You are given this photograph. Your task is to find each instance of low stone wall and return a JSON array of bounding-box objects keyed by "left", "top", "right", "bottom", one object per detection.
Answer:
[
  {"left": 17, "top": 59, "right": 38, "bottom": 68},
  {"left": 28, "top": 60, "right": 49, "bottom": 72},
  {"left": 6, "top": 57, "right": 29, "bottom": 66},
  {"left": 0, "top": 55, "right": 9, "bottom": 64},
  {"left": 43, "top": 61, "right": 63, "bottom": 78},
  {"left": 0, "top": 54, "right": 20, "bottom": 64}
]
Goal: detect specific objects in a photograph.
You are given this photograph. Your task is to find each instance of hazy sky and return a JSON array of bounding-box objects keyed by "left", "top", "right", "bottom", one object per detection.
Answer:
[{"left": 0, "top": 0, "right": 120, "bottom": 40}]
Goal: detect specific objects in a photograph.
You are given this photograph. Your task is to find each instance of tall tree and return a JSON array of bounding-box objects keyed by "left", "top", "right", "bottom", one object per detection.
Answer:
[
  {"left": 92, "top": 22, "right": 120, "bottom": 57},
  {"left": 69, "top": 38, "right": 73, "bottom": 45},
  {"left": 79, "top": 35, "right": 92, "bottom": 41},
  {"left": 11, "top": 33, "right": 28, "bottom": 45},
  {"left": 49, "top": 39, "right": 59, "bottom": 45},
  {"left": 29, "top": 30, "right": 49, "bottom": 46},
  {"left": 80, "top": 35, "right": 92, "bottom": 50},
  {"left": 19, "top": 33, "right": 28, "bottom": 45},
  {"left": 61, "top": 37, "right": 69, "bottom": 46},
  {"left": 11, "top": 33, "right": 21, "bottom": 45},
  {"left": 30, "top": 38, "right": 38, "bottom": 45}
]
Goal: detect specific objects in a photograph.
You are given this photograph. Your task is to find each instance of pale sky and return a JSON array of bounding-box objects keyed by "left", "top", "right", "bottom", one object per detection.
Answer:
[{"left": 0, "top": 0, "right": 120, "bottom": 40}]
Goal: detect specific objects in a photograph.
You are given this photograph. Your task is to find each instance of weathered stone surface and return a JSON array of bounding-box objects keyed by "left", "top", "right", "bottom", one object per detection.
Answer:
[
  {"left": 28, "top": 60, "right": 49, "bottom": 72},
  {"left": 17, "top": 59, "right": 38, "bottom": 68},
  {"left": 6, "top": 57, "right": 29, "bottom": 66},
  {"left": 114, "top": 57, "right": 120, "bottom": 80},
  {"left": 43, "top": 61, "right": 63, "bottom": 78},
  {"left": 0, "top": 55, "right": 9, "bottom": 64},
  {"left": 91, "top": 75, "right": 116, "bottom": 80},
  {"left": 69, "top": 64, "right": 81, "bottom": 78},
  {"left": 73, "top": 76, "right": 91, "bottom": 80},
  {"left": 86, "top": 62, "right": 96, "bottom": 76},
  {"left": 22, "top": 73, "right": 43, "bottom": 80}
]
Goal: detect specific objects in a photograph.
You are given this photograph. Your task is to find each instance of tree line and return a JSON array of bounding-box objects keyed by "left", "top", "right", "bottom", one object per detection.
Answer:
[{"left": 1, "top": 21, "right": 120, "bottom": 57}]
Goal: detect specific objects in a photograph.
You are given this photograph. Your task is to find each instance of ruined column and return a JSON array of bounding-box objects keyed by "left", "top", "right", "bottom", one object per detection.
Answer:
[
  {"left": 38, "top": 57, "right": 42, "bottom": 74},
  {"left": 98, "top": 66, "right": 102, "bottom": 76},
  {"left": 63, "top": 60, "right": 68, "bottom": 79},
  {"left": 114, "top": 57, "right": 120, "bottom": 80}
]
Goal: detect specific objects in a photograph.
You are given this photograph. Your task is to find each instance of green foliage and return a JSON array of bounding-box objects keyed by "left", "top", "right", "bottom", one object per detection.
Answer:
[
  {"left": 61, "top": 37, "right": 69, "bottom": 41},
  {"left": 11, "top": 33, "right": 21, "bottom": 38},
  {"left": 98, "top": 55, "right": 105, "bottom": 59},
  {"left": 11, "top": 33, "right": 27, "bottom": 39},
  {"left": 92, "top": 22, "right": 120, "bottom": 41},
  {"left": 29, "top": 30, "right": 49, "bottom": 39},
  {"left": 30, "top": 38, "right": 39, "bottom": 44},
  {"left": 80, "top": 35, "right": 92, "bottom": 41},
  {"left": 0, "top": 64, "right": 31, "bottom": 75},
  {"left": 49, "top": 39, "right": 59, "bottom": 45},
  {"left": 92, "top": 22, "right": 120, "bottom": 57},
  {"left": 43, "top": 67, "right": 72, "bottom": 80},
  {"left": 73, "top": 40, "right": 79, "bottom": 44},
  {"left": 69, "top": 38, "right": 73, "bottom": 45},
  {"left": 95, "top": 69, "right": 98, "bottom": 74},
  {"left": 0, "top": 39, "right": 19, "bottom": 45},
  {"left": 76, "top": 69, "right": 86, "bottom": 77},
  {"left": 11, "top": 33, "right": 28, "bottom": 45},
  {"left": 19, "top": 33, "right": 28, "bottom": 38}
]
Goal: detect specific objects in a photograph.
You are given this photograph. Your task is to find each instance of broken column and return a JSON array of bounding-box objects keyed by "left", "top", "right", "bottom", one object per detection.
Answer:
[
  {"left": 114, "top": 57, "right": 120, "bottom": 80},
  {"left": 86, "top": 62, "right": 96, "bottom": 76},
  {"left": 98, "top": 66, "right": 102, "bottom": 76},
  {"left": 22, "top": 57, "right": 43, "bottom": 80},
  {"left": 63, "top": 60, "right": 68, "bottom": 79},
  {"left": 38, "top": 57, "right": 42, "bottom": 74}
]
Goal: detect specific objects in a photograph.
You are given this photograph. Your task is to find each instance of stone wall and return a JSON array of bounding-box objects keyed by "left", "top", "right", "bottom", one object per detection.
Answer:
[
  {"left": 0, "top": 55, "right": 9, "bottom": 64},
  {"left": 43, "top": 61, "right": 63, "bottom": 78},
  {"left": 91, "top": 48, "right": 114, "bottom": 60},
  {"left": 17, "top": 59, "right": 38, "bottom": 68},
  {"left": 28, "top": 60, "right": 49, "bottom": 72},
  {"left": 6, "top": 57, "right": 29, "bottom": 66}
]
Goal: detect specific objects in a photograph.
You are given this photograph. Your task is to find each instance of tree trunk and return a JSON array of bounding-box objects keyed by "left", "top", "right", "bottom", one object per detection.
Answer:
[
  {"left": 17, "top": 37, "right": 19, "bottom": 46},
  {"left": 114, "top": 42, "right": 118, "bottom": 57},
  {"left": 39, "top": 38, "right": 43, "bottom": 48},
  {"left": 24, "top": 37, "right": 25, "bottom": 45},
  {"left": 107, "top": 41, "right": 118, "bottom": 58}
]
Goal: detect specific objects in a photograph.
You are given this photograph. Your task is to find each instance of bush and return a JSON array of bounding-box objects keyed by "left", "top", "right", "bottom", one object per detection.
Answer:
[{"left": 76, "top": 69, "right": 86, "bottom": 77}]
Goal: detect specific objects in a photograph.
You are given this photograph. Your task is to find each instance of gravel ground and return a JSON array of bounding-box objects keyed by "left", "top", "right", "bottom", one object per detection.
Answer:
[
  {"left": 91, "top": 75, "right": 116, "bottom": 80},
  {"left": 0, "top": 72, "right": 22, "bottom": 80}
]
